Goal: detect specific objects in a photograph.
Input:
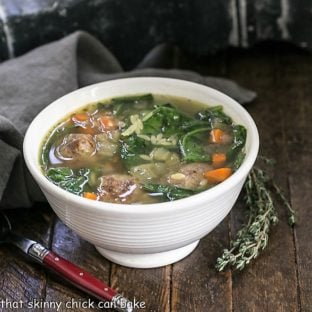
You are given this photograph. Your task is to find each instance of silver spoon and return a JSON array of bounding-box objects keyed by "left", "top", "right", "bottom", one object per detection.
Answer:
[{"left": 0, "top": 212, "right": 133, "bottom": 312}]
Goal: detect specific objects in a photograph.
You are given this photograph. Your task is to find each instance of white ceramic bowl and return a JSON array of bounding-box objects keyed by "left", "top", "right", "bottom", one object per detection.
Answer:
[{"left": 23, "top": 77, "right": 259, "bottom": 268}]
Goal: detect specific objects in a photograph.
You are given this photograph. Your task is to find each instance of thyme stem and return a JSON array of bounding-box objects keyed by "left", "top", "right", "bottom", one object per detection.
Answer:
[
  {"left": 272, "top": 182, "right": 296, "bottom": 226},
  {"left": 215, "top": 157, "right": 295, "bottom": 271}
]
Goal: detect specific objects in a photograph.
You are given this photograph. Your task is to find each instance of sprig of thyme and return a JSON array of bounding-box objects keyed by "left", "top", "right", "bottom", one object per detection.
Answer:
[
  {"left": 215, "top": 157, "right": 295, "bottom": 271},
  {"left": 272, "top": 182, "right": 296, "bottom": 226}
]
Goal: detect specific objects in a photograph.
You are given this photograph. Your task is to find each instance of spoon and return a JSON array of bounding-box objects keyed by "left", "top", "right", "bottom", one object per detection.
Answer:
[{"left": 0, "top": 212, "right": 133, "bottom": 312}]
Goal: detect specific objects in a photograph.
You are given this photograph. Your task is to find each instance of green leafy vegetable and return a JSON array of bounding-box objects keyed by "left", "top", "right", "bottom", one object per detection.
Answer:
[
  {"left": 142, "top": 104, "right": 191, "bottom": 136},
  {"left": 232, "top": 150, "right": 246, "bottom": 171},
  {"left": 179, "top": 127, "right": 212, "bottom": 162},
  {"left": 47, "top": 167, "right": 89, "bottom": 195},
  {"left": 111, "top": 94, "right": 154, "bottom": 116},
  {"left": 143, "top": 183, "right": 197, "bottom": 201},
  {"left": 226, "top": 125, "right": 247, "bottom": 161},
  {"left": 87, "top": 167, "right": 103, "bottom": 188},
  {"left": 196, "top": 106, "right": 232, "bottom": 126},
  {"left": 97, "top": 94, "right": 154, "bottom": 117},
  {"left": 180, "top": 119, "right": 210, "bottom": 132},
  {"left": 120, "top": 104, "right": 193, "bottom": 168},
  {"left": 120, "top": 135, "right": 151, "bottom": 169}
]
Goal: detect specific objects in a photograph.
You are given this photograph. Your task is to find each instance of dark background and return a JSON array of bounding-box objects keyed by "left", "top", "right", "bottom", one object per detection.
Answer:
[{"left": 0, "top": 0, "right": 311, "bottom": 68}]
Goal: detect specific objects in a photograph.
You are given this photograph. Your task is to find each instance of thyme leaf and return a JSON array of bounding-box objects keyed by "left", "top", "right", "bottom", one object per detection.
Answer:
[{"left": 215, "top": 156, "right": 296, "bottom": 271}]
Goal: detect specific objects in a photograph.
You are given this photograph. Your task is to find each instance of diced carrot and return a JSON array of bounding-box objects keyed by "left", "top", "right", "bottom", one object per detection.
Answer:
[
  {"left": 72, "top": 113, "right": 95, "bottom": 134},
  {"left": 83, "top": 192, "right": 98, "bottom": 200},
  {"left": 99, "top": 115, "right": 117, "bottom": 130},
  {"left": 212, "top": 153, "right": 226, "bottom": 167},
  {"left": 203, "top": 167, "right": 232, "bottom": 183},
  {"left": 210, "top": 128, "right": 225, "bottom": 144},
  {"left": 79, "top": 126, "right": 95, "bottom": 135},
  {"left": 72, "top": 113, "right": 89, "bottom": 123}
]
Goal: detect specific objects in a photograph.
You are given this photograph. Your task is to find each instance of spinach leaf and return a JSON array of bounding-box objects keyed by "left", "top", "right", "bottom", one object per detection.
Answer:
[
  {"left": 196, "top": 105, "right": 232, "bottom": 126},
  {"left": 226, "top": 125, "right": 247, "bottom": 161},
  {"left": 179, "top": 127, "right": 212, "bottom": 162},
  {"left": 111, "top": 94, "right": 153, "bottom": 116},
  {"left": 143, "top": 183, "right": 197, "bottom": 201},
  {"left": 180, "top": 119, "right": 210, "bottom": 132},
  {"left": 142, "top": 105, "right": 191, "bottom": 136},
  {"left": 47, "top": 167, "right": 89, "bottom": 195},
  {"left": 120, "top": 135, "right": 151, "bottom": 169},
  {"left": 232, "top": 150, "right": 246, "bottom": 171}
]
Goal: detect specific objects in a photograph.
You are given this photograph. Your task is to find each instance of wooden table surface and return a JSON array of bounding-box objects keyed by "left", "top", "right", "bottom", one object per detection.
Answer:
[{"left": 0, "top": 44, "right": 311, "bottom": 312}]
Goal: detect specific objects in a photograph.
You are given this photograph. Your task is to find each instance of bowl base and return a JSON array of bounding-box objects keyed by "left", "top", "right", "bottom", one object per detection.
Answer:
[{"left": 95, "top": 241, "right": 199, "bottom": 268}]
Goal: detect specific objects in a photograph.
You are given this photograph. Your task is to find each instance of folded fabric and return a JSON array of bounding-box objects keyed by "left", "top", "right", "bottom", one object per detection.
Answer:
[{"left": 0, "top": 31, "right": 256, "bottom": 209}]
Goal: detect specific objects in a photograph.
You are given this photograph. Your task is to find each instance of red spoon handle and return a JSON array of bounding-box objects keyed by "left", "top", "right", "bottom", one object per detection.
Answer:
[
  {"left": 43, "top": 251, "right": 117, "bottom": 301},
  {"left": 27, "top": 243, "right": 132, "bottom": 311}
]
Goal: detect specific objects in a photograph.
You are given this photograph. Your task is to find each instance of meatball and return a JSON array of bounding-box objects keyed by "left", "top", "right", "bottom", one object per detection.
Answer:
[
  {"left": 168, "top": 163, "right": 213, "bottom": 190},
  {"left": 98, "top": 174, "right": 143, "bottom": 204},
  {"left": 57, "top": 134, "right": 96, "bottom": 159}
]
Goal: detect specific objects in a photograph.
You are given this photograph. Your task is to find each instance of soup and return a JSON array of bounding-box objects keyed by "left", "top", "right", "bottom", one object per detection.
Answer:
[{"left": 41, "top": 94, "right": 246, "bottom": 204}]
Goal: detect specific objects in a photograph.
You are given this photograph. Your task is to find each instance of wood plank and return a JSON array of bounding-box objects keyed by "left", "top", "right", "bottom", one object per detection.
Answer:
[
  {"left": 44, "top": 218, "right": 112, "bottom": 312},
  {"left": 2, "top": 45, "right": 312, "bottom": 312},
  {"left": 110, "top": 264, "right": 171, "bottom": 312},
  {"left": 276, "top": 47, "right": 312, "bottom": 312},
  {"left": 106, "top": 48, "right": 230, "bottom": 312},
  {"left": 171, "top": 219, "right": 232, "bottom": 312},
  {"left": 227, "top": 45, "right": 298, "bottom": 311},
  {"left": 170, "top": 52, "right": 232, "bottom": 312},
  {"left": 288, "top": 129, "right": 312, "bottom": 312},
  {"left": 0, "top": 204, "right": 53, "bottom": 311}
]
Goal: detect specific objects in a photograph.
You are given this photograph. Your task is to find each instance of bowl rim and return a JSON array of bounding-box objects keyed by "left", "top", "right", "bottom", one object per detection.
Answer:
[{"left": 23, "top": 77, "right": 259, "bottom": 215}]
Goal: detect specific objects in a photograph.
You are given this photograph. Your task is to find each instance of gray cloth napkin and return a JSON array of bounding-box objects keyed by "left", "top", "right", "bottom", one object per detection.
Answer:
[{"left": 0, "top": 31, "right": 256, "bottom": 209}]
